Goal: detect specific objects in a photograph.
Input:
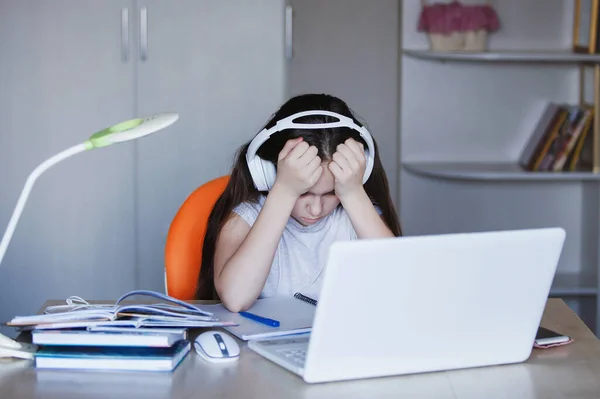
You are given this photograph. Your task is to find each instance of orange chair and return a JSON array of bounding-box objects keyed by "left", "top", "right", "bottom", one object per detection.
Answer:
[{"left": 164, "top": 175, "right": 230, "bottom": 300}]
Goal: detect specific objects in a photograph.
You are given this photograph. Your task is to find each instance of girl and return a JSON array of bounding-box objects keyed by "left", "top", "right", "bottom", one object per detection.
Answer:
[{"left": 198, "top": 94, "right": 401, "bottom": 311}]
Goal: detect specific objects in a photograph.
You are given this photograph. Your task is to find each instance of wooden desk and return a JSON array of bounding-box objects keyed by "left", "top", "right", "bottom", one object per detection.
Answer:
[{"left": 1, "top": 298, "right": 600, "bottom": 399}]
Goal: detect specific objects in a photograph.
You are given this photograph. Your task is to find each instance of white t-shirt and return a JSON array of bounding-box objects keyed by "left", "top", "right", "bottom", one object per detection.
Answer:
[{"left": 232, "top": 195, "right": 377, "bottom": 300}]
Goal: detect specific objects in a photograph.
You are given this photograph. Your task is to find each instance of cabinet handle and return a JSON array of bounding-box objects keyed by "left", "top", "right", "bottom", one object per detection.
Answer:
[
  {"left": 140, "top": 6, "right": 148, "bottom": 61},
  {"left": 121, "top": 8, "right": 129, "bottom": 62},
  {"left": 285, "top": 5, "right": 293, "bottom": 60}
]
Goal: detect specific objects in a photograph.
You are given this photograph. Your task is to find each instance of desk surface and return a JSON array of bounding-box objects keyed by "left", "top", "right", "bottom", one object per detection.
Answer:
[{"left": 2, "top": 298, "right": 600, "bottom": 399}]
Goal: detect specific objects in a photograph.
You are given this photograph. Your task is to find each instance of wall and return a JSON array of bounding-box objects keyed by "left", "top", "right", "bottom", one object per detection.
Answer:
[{"left": 287, "top": 0, "right": 400, "bottom": 207}]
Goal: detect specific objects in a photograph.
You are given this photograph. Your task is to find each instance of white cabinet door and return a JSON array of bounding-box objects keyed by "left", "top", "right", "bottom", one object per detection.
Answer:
[
  {"left": 0, "top": 0, "right": 137, "bottom": 336},
  {"left": 135, "top": 0, "right": 286, "bottom": 292}
]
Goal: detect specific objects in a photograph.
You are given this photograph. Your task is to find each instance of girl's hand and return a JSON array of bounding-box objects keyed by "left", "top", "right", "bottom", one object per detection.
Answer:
[
  {"left": 273, "top": 138, "right": 323, "bottom": 198},
  {"left": 328, "top": 138, "right": 366, "bottom": 199}
]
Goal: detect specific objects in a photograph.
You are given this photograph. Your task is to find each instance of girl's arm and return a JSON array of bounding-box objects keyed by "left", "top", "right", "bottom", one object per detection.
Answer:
[
  {"left": 329, "top": 138, "right": 395, "bottom": 239},
  {"left": 339, "top": 188, "right": 394, "bottom": 239},
  {"left": 213, "top": 185, "right": 297, "bottom": 312},
  {"left": 214, "top": 138, "right": 322, "bottom": 312}
]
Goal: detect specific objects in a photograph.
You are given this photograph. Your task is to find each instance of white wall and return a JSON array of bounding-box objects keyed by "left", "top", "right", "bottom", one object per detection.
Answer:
[{"left": 288, "top": 0, "right": 400, "bottom": 207}]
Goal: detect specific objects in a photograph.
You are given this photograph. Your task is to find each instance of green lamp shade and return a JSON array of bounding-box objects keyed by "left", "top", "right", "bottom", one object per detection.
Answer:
[{"left": 86, "top": 113, "right": 179, "bottom": 149}]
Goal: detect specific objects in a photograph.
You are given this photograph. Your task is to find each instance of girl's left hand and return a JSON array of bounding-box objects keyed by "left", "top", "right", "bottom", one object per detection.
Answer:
[{"left": 328, "top": 138, "right": 366, "bottom": 199}]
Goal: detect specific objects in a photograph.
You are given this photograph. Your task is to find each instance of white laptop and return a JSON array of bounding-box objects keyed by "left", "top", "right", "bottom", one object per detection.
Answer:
[{"left": 248, "top": 228, "right": 566, "bottom": 384}]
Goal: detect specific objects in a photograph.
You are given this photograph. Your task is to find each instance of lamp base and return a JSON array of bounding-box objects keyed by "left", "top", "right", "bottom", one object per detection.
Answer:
[{"left": 0, "top": 333, "right": 37, "bottom": 360}]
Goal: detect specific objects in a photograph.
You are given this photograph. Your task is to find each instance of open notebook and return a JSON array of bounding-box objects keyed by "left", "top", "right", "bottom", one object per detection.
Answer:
[{"left": 202, "top": 294, "right": 317, "bottom": 341}]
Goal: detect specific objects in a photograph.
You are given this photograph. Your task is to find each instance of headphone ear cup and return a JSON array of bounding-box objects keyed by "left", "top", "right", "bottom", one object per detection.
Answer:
[
  {"left": 249, "top": 158, "right": 276, "bottom": 191},
  {"left": 247, "top": 157, "right": 267, "bottom": 191},
  {"left": 261, "top": 160, "right": 277, "bottom": 190},
  {"left": 362, "top": 148, "right": 375, "bottom": 183}
]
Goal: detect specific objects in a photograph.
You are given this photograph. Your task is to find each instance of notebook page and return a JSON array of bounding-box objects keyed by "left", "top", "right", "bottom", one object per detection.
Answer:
[{"left": 202, "top": 297, "right": 316, "bottom": 340}]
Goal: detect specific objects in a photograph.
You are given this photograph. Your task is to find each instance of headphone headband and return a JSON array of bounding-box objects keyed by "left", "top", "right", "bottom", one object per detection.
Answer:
[{"left": 246, "top": 110, "right": 376, "bottom": 191}]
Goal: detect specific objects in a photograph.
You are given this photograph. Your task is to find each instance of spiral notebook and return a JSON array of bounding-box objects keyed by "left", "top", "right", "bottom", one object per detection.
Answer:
[
  {"left": 202, "top": 293, "right": 317, "bottom": 341},
  {"left": 293, "top": 292, "right": 318, "bottom": 306}
]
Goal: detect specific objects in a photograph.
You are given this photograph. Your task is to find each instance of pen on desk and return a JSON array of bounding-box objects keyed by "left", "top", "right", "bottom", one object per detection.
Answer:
[{"left": 239, "top": 311, "right": 280, "bottom": 327}]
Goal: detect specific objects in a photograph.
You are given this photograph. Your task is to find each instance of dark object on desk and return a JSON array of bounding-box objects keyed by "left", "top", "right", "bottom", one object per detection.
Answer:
[
  {"left": 534, "top": 327, "right": 573, "bottom": 349},
  {"left": 294, "top": 292, "right": 317, "bottom": 306}
]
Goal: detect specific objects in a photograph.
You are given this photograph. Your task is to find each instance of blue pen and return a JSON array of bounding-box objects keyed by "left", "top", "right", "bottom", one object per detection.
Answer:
[{"left": 239, "top": 311, "right": 280, "bottom": 327}]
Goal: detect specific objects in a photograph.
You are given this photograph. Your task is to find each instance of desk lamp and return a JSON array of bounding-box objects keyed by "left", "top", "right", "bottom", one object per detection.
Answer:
[{"left": 0, "top": 113, "right": 179, "bottom": 359}]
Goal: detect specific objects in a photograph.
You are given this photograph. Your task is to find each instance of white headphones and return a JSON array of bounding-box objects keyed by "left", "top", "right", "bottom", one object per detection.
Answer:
[{"left": 246, "top": 110, "right": 375, "bottom": 191}]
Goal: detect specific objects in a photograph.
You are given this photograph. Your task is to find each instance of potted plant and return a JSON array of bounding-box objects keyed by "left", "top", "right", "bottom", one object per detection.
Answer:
[{"left": 418, "top": 0, "right": 500, "bottom": 52}]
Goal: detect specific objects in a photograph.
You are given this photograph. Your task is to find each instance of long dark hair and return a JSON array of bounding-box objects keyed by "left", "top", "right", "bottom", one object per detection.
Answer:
[{"left": 197, "top": 94, "right": 401, "bottom": 299}]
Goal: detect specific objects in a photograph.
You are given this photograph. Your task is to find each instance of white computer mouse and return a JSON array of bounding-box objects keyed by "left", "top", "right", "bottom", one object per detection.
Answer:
[{"left": 194, "top": 330, "right": 240, "bottom": 363}]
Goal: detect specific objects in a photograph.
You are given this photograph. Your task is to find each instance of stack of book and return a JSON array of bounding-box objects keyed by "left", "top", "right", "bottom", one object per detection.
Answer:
[
  {"left": 5, "top": 290, "right": 237, "bottom": 372},
  {"left": 31, "top": 327, "right": 191, "bottom": 372},
  {"left": 519, "top": 102, "right": 594, "bottom": 172},
  {"left": 7, "top": 290, "right": 235, "bottom": 331}
]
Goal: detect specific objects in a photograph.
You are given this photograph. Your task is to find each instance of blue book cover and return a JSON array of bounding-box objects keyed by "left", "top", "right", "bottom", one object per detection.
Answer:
[{"left": 35, "top": 340, "right": 191, "bottom": 372}]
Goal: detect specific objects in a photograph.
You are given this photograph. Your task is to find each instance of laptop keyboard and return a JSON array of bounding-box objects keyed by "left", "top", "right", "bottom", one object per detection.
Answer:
[
  {"left": 254, "top": 336, "right": 310, "bottom": 368},
  {"left": 275, "top": 347, "right": 307, "bottom": 367}
]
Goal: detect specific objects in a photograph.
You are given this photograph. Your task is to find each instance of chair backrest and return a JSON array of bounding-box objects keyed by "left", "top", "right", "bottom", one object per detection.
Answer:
[{"left": 164, "top": 175, "right": 230, "bottom": 300}]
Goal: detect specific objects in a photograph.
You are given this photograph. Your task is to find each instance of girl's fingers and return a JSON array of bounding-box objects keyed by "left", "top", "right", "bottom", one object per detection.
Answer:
[
  {"left": 345, "top": 139, "right": 366, "bottom": 161},
  {"left": 288, "top": 140, "right": 311, "bottom": 159},
  {"left": 333, "top": 149, "right": 353, "bottom": 171},
  {"left": 309, "top": 165, "right": 324, "bottom": 184},
  {"left": 336, "top": 144, "right": 361, "bottom": 171},
  {"left": 328, "top": 161, "right": 344, "bottom": 179},
  {"left": 278, "top": 137, "right": 303, "bottom": 160},
  {"left": 298, "top": 145, "right": 319, "bottom": 165},
  {"left": 306, "top": 154, "right": 322, "bottom": 172}
]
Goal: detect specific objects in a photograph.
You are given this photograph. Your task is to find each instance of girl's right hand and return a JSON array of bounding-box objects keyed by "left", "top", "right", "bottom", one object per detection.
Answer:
[{"left": 273, "top": 138, "right": 323, "bottom": 198}]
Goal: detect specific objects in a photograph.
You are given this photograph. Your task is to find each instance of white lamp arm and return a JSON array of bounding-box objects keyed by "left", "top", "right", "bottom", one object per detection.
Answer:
[
  {"left": 0, "top": 113, "right": 179, "bottom": 269},
  {"left": 0, "top": 113, "right": 178, "bottom": 357},
  {"left": 0, "top": 143, "right": 88, "bottom": 267}
]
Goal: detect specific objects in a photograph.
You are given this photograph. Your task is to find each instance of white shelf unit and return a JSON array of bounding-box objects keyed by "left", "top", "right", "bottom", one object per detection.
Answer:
[
  {"left": 403, "top": 161, "right": 599, "bottom": 299},
  {"left": 403, "top": 49, "right": 600, "bottom": 64},
  {"left": 401, "top": 48, "right": 600, "bottom": 333},
  {"left": 403, "top": 162, "right": 600, "bottom": 182}
]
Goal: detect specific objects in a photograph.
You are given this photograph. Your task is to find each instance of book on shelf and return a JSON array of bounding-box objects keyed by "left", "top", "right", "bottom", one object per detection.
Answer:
[{"left": 519, "top": 102, "right": 594, "bottom": 172}]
